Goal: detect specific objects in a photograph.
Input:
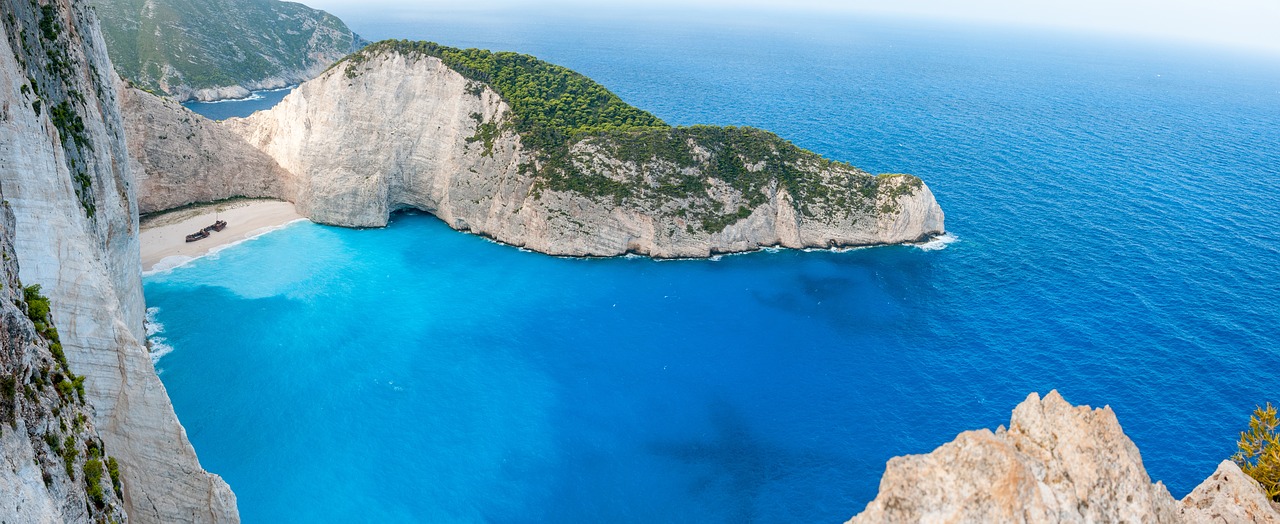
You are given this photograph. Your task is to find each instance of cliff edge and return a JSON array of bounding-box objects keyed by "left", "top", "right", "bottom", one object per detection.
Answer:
[
  {"left": 199, "top": 41, "right": 945, "bottom": 257},
  {"left": 849, "top": 391, "right": 1280, "bottom": 523},
  {"left": 0, "top": 0, "right": 236, "bottom": 521}
]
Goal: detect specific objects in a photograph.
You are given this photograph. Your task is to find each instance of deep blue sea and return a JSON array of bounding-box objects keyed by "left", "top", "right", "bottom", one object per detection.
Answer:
[{"left": 153, "top": 8, "right": 1280, "bottom": 522}]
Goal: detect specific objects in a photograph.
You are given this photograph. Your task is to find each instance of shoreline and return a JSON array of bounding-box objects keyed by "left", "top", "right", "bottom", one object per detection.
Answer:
[{"left": 139, "top": 199, "right": 306, "bottom": 273}]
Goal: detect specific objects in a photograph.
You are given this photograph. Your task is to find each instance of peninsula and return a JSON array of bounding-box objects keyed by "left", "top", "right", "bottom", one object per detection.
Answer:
[{"left": 130, "top": 40, "right": 946, "bottom": 258}]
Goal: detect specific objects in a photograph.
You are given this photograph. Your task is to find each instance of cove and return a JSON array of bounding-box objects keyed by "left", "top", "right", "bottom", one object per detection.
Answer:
[
  {"left": 145, "top": 213, "right": 950, "bottom": 521},
  {"left": 157, "top": 9, "right": 1280, "bottom": 523}
]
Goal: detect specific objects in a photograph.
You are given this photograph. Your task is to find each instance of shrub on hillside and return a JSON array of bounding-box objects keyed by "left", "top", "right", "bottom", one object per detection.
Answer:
[{"left": 1232, "top": 402, "right": 1280, "bottom": 501}]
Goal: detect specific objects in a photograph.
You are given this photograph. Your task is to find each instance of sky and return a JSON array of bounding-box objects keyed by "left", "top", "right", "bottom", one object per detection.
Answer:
[{"left": 299, "top": 0, "right": 1280, "bottom": 55}]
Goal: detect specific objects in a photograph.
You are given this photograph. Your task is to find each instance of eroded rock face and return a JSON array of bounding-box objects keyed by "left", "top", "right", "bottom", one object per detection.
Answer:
[
  {"left": 0, "top": 0, "right": 237, "bottom": 521},
  {"left": 848, "top": 391, "right": 1280, "bottom": 524},
  {"left": 119, "top": 81, "right": 296, "bottom": 214},
  {"left": 0, "top": 199, "right": 128, "bottom": 523},
  {"left": 212, "top": 51, "right": 944, "bottom": 258},
  {"left": 849, "top": 391, "right": 1182, "bottom": 523},
  {"left": 1180, "top": 461, "right": 1280, "bottom": 524}
]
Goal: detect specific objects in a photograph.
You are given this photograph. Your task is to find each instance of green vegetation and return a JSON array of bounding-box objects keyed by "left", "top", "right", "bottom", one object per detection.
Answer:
[
  {"left": 25, "top": 285, "right": 67, "bottom": 369},
  {"left": 343, "top": 40, "right": 664, "bottom": 150},
  {"left": 338, "top": 41, "right": 919, "bottom": 233},
  {"left": 5, "top": 0, "right": 97, "bottom": 217},
  {"left": 91, "top": 0, "right": 365, "bottom": 96},
  {"left": 24, "top": 284, "right": 86, "bottom": 404},
  {"left": 107, "top": 456, "right": 122, "bottom": 498},
  {"left": 1233, "top": 403, "right": 1280, "bottom": 501},
  {"left": 61, "top": 435, "right": 77, "bottom": 478},
  {"left": 1, "top": 375, "right": 15, "bottom": 428},
  {"left": 85, "top": 443, "right": 106, "bottom": 507},
  {"left": 23, "top": 284, "right": 51, "bottom": 327}
]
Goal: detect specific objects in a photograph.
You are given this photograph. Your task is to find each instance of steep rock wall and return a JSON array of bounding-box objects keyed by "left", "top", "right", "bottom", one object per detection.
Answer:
[
  {"left": 0, "top": 200, "right": 128, "bottom": 523},
  {"left": 221, "top": 51, "right": 945, "bottom": 258},
  {"left": 0, "top": 0, "right": 236, "bottom": 521},
  {"left": 848, "top": 391, "right": 1280, "bottom": 523},
  {"left": 119, "top": 81, "right": 295, "bottom": 214}
]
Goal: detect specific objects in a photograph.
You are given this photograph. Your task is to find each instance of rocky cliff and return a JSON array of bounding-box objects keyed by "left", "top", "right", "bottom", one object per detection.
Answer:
[
  {"left": 848, "top": 391, "right": 1280, "bottom": 523},
  {"left": 90, "top": 0, "right": 365, "bottom": 101},
  {"left": 0, "top": 0, "right": 236, "bottom": 521},
  {"left": 211, "top": 42, "right": 944, "bottom": 257},
  {"left": 0, "top": 200, "right": 127, "bottom": 523},
  {"left": 119, "top": 80, "right": 295, "bottom": 214}
]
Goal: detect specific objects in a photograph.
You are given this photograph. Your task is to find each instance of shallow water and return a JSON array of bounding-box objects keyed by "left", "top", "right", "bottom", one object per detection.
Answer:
[{"left": 160, "top": 10, "right": 1280, "bottom": 522}]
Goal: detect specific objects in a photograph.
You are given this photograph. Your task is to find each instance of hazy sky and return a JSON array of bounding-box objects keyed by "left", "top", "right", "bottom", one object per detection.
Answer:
[{"left": 300, "top": 0, "right": 1280, "bottom": 54}]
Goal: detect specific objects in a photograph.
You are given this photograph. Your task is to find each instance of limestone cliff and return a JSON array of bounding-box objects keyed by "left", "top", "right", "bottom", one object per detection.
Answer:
[
  {"left": 0, "top": 0, "right": 236, "bottom": 521},
  {"left": 209, "top": 43, "right": 944, "bottom": 258},
  {"left": 848, "top": 391, "right": 1280, "bottom": 523},
  {"left": 118, "top": 80, "right": 295, "bottom": 214},
  {"left": 0, "top": 200, "right": 127, "bottom": 523}
]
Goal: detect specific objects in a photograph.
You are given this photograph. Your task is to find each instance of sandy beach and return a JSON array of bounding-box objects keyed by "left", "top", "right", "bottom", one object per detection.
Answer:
[{"left": 139, "top": 199, "right": 305, "bottom": 272}]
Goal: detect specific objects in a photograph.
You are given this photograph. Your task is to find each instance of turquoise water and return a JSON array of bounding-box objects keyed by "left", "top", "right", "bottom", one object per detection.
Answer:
[{"left": 158, "top": 10, "right": 1280, "bottom": 522}]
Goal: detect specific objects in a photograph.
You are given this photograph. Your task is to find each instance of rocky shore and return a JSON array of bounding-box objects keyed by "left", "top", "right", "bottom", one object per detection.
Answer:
[
  {"left": 849, "top": 391, "right": 1280, "bottom": 523},
  {"left": 125, "top": 47, "right": 947, "bottom": 258}
]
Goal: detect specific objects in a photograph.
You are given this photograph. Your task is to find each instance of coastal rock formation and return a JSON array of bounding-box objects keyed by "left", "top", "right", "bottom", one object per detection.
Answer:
[
  {"left": 119, "top": 81, "right": 295, "bottom": 214},
  {"left": 216, "top": 45, "right": 944, "bottom": 257},
  {"left": 1180, "top": 461, "right": 1280, "bottom": 524},
  {"left": 848, "top": 391, "right": 1280, "bottom": 523},
  {"left": 90, "top": 0, "right": 365, "bottom": 101},
  {"left": 0, "top": 200, "right": 128, "bottom": 523},
  {"left": 0, "top": 0, "right": 236, "bottom": 522}
]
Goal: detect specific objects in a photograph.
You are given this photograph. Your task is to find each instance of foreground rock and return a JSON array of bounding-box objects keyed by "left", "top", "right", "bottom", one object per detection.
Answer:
[
  {"left": 0, "top": 199, "right": 127, "bottom": 523},
  {"left": 119, "top": 82, "right": 296, "bottom": 214},
  {"left": 0, "top": 0, "right": 236, "bottom": 521},
  {"left": 848, "top": 391, "right": 1280, "bottom": 523},
  {"left": 1180, "top": 461, "right": 1280, "bottom": 524},
  {"left": 121, "top": 42, "right": 946, "bottom": 258}
]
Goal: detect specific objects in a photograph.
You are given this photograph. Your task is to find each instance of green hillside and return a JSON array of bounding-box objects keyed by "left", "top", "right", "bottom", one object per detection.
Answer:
[
  {"left": 91, "top": 0, "right": 365, "bottom": 99},
  {"left": 337, "top": 41, "right": 919, "bottom": 233}
]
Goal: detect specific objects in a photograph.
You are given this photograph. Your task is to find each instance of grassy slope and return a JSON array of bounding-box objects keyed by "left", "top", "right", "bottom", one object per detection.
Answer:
[
  {"left": 341, "top": 40, "right": 922, "bottom": 232},
  {"left": 92, "top": 0, "right": 363, "bottom": 94}
]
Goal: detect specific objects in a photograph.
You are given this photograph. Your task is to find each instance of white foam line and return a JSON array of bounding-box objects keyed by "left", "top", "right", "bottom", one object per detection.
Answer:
[
  {"left": 914, "top": 232, "right": 959, "bottom": 251},
  {"left": 148, "top": 337, "right": 174, "bottom": 365},
  {"left": 193, "top": 93, "right": 265, "bottom": 104},
  {"left": 187, "top": 85, "right": 298, "bottom": 105},
  {"left": 144, "top": 306, "right": 165, "bottom": 337},
  {"left": 143, "top": 218, "right": 308, "bottom": 276}
]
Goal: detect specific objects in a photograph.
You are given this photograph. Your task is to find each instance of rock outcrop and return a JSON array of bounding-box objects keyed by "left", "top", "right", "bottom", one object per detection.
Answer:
[
  {"left": 119, "top": 80, "right": 295, "bottom": 214},
  {"left": 209, "top": 46, "right": 945, "bottom": 258},
  {"left": 1180, "top": 461, "right": 1280, "bottom": 524},
  {"left": 0, "top": 0, "right": 236, "bottom": 521},
  {"left": 90, "top": 0, "right": 365, "bottom": 101},
  {"left": 0, "top": 200, "right": 128, "bottom": 523},
  {"left": 848, "top": 391, "right": 1280, "bottom": 523}
]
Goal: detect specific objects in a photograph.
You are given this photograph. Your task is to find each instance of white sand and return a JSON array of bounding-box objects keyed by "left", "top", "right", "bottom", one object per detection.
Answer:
[{"left": 139, "top": 199, "right": 305, "bottom": 272}]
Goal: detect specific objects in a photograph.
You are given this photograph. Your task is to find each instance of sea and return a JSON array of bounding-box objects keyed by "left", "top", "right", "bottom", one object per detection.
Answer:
[{"left": 146, "top": 7, "right": 1280, "bottom": 522}]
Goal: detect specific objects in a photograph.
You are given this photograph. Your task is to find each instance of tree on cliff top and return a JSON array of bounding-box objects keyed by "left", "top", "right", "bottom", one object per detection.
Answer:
[{"left": 1233, "top": 402, "right": 1280, "bottom": 501}]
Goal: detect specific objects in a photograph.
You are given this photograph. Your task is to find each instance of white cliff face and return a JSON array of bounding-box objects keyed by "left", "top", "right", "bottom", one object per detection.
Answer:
[
  {"left": 0, "top": 200, "right": 129, "bottom": 524},
  {"left": 220, "top": 51, "right": 945, "bottom": 258},
  {"left": 226, "top": 52, "right": 526, "bottom": 229},
  {"left": 848, "top": 391, "right": 1280, "bottom": 524},
  {"left": 0, "top": 0, "right": 236, "bottom": 522},
  {"left": 119, "top": 81, "right": 296, "bottom": 214}
]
